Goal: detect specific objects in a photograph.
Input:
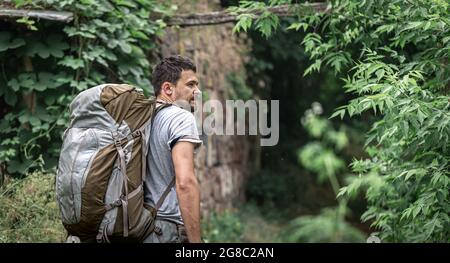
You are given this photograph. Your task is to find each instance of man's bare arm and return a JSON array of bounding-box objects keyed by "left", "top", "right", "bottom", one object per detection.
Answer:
[{"left": 172, "top": 141, "right": 201, "bottom": 243}]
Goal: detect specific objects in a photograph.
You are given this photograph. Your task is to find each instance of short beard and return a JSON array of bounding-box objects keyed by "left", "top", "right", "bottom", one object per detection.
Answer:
[{"left": 173, "top": 99, "right": 194, "bottom": 112}]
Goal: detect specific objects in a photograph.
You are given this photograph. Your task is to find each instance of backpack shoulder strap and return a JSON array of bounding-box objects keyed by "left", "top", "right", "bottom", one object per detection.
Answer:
[
  {"left": 146, "top": 101, "right": 175, "bottom": 211},
  {"left": 155, "top": 177, "right": 176, "bottom": 211},
  {"left": 136, "top": 101, "right": 172, "bottom": 133}
]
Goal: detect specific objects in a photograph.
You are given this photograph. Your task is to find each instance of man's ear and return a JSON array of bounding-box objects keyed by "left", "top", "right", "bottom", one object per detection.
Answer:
[{"left": 161, "top": 82, "right": 173, "bottom": 95}]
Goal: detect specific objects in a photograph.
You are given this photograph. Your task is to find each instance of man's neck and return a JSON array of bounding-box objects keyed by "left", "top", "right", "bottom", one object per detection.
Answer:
[{"left": 156, "top": 94, "right": 174, "bottom": 104}]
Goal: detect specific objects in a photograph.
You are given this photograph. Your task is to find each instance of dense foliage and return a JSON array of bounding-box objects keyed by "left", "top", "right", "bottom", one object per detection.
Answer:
[
  {"left": 202, "top": 210, "right": 245, "bottom": 243},
  {"left": 0, "top": 171, "right": 64, "bottom": 242},
  {"left": 0, "top": 0, "right": 168, "bottom": 176},
  {"left": 233, "top": 0, "right": 450, "bottom": 242}
]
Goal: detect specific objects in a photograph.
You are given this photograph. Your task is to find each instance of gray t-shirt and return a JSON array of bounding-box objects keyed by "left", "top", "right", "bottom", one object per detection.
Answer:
[{"left": 144, "top": 103, "right": 202, "bottom": 225}]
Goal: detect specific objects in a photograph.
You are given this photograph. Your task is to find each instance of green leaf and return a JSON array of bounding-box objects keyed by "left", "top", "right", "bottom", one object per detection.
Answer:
[
  {"left": 44, "top": 95, "right": 56, "bottom": 106},
  {"left": 286, "top": 22, "right": 308, "bottom": 31},
  {"left": 0, "top": 32, "right": 25, "bottom": 52},
  {"left": 400, "top": 21, "right": 423, "bottom": 33},
  {"left": 255, "top": 12, "right": 279, "bottom": 38},
  {"left": 304, "top": 59, "right": 322, "bottom": 76},
  {"left": 29, "top": 116, "right": 41, "bottom": 127},
  {"left": 115, "top": 0, "right": 136, "bottom": 8},
  {"left": 7, "top": 79, "right": 21, "bottom": 92},
  {"left": 35, "top": 106, "right": 54, "bottom": 122},
  {"left": 56, "top": 118, "right": 66, "bottom": 125},
  {"left": 417, "top": 109, "right": 426, "bottom": 124},
  {"left": 347, "top": 105, "right": 355, "bottom": 117},
  {"left": 58, "top": 56, "right": 84, "bottom": 69},
  {"left": 4, "top": 90, "right": 17, "bottom": 106},
  {"left": 46, "top": 35, "right": 70, "bottom": 58},
  {"left": 16, "top": 17, "right": 38, "bottom": 31},
  {"left": 130, "top": 30, "right": 149, "bottom": 40},
  {"left": 34, "top": 72, "right": 56, "bottom": 91},
  {"left": 18, "top": 114, "right": 29, "bottom": 124},
  {"left": 17, "top": 73, "right": 35, "bottom": 89},
  {"left": 118, "top": 41, "right": 132, "bottom": 54},
  {"left": 330, "top": 109, "right": 345, "bottom": 120},
  {"left": 7, "top": 159, "right": 32, "bottom": 174},
  {"left": 25, "top": 42, "right": 50, "bottom": 58},
  {"left": 233, "top": 14, "right": 254, "bottom": 34}
]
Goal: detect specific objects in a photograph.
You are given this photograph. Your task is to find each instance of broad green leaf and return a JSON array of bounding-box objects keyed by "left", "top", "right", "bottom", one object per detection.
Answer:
[
  {"left": 7, "top": 79, "right": 20, "bottom": 92},
  {"left": 58, "top": 56, "right": 84, "bottom": 69},
  {"left": 0, "top": 32, "right": 25, "bottom": 52},
  {"left": 4, "top": 90, "right": 17, "bottom": 106}
]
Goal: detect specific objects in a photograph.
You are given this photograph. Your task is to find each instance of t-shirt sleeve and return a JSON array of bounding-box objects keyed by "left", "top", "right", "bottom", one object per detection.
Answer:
[{"left": 167, "top": 110, "right": 202, "bottom": 151}]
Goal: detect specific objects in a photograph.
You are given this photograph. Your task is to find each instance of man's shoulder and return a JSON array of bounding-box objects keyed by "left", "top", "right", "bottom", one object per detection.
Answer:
[{"left": 157, "top": 104, "right": 194, "bottom": 121}]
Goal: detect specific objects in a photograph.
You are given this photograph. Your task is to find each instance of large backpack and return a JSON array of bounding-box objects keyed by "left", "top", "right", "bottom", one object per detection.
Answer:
[{"left": 56, "top": 83, "right": 172, "bottom": 242}]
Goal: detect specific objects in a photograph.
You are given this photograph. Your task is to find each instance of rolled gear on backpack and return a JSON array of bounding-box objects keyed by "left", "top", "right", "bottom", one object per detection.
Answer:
[{"left": 56, "top": 84, "right": 172, "bottom": 243}]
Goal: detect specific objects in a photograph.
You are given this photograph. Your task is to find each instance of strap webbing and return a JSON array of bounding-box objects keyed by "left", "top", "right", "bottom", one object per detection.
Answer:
[
  {"left": 155, "top": 177, "right": 176, "bottom": 211},
  {"left": 113, "top": 135, "right": 129, "bottom": 237},
  {"left": 104, "top": 185, "right": 143, "bottom": 211}
]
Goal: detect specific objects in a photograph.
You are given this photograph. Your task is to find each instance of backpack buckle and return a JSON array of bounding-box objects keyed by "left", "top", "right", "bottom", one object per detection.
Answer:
[
  {"left": 154, "top": 226, "right": 162, "bottom": 236},
  {"left": 132, "top": 130, "right": 141, "bottom": 138},
  {"left": 112, "top": 132, "right": 122, "bottom": 147},
  {"left": 66, "top": 235, "right": 81, "bottom": 243},
  {"left": 114, "top": 138, "right": 121, "bottom": 147}
]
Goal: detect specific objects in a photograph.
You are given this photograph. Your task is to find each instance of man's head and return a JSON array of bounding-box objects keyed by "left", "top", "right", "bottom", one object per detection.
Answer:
[{"left": 151, "top": 55, "right": 200, "bottom": 108}]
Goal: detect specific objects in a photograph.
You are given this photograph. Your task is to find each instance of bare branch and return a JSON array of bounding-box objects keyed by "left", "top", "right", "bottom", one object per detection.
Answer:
[
  {"left": 0, "top": 2, "right": 328, "bottom": 26},
  {"left": 0, "top": 9, "right": 74, "bottom": 23},
  {"left": 165, "top": 3, "right": 329, "bottom": 27}
]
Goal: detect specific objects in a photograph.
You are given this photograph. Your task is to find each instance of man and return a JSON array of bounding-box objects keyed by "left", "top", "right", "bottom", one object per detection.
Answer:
[{"left": 143, "top": 55, "right": 203, "bottom": 243}]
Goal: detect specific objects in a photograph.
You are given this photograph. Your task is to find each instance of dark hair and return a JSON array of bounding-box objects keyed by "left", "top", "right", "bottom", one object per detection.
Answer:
[{"left": 151, "top": 55, "right": 197, "bottom": 95}]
